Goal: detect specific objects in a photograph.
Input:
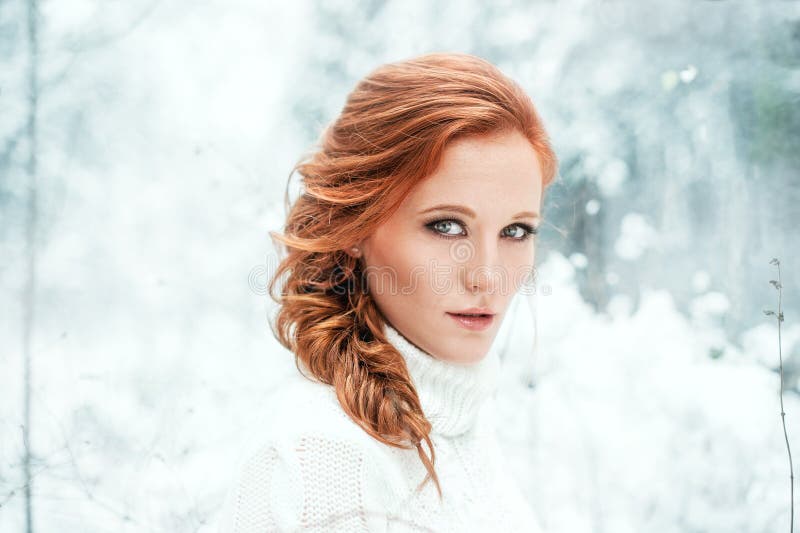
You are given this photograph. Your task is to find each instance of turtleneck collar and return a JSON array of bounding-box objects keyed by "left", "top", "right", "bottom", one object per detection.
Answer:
[{"left": 382, "top": 321, "right": 500, "bottom": 438}]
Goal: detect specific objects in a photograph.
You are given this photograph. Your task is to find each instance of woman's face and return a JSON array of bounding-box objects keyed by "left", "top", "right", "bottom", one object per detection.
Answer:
[{"left": 357, "top": 128, "right": 544, "bottom": 364}]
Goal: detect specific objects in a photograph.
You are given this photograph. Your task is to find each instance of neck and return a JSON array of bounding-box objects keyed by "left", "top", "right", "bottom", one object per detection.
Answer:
[{"left": 382, "top": 321, "right": 499, "bottom": 437}]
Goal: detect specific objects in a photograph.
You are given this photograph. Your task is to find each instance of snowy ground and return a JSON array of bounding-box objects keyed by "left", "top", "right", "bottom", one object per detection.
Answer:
[
  {"left": 495, "top": 253, "right": 800, "bottom": 533},
  {"left": 2, "top": 249, "right": 798, "bottom": 532}
]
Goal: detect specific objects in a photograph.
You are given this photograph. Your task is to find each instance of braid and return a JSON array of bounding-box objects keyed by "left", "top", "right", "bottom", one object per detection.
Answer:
[{"left": 269, "top": 239, "right": 443, "bottom": 498}]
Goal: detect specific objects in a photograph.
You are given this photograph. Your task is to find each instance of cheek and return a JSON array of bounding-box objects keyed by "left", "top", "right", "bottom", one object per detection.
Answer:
[
  {"left": 503, "top": 245, "right": 536, "bottom": 293},
  {"left": 365, "top": 232, "right": 439, "bottom": 297},
  {"left": 396, "top": 240, "right": 447, "bottom": 298}
]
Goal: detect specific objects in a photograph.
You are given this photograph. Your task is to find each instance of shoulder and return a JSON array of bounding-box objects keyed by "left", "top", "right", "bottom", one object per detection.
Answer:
[
  {"left": 218, "top": 370, "right": 398, "bottom": 532},
  {"left": 266, "top": 369, "right": 385, "bottom": 447},
  {"left": 233, "top": 368, "right": 393, "bottom": 485}
]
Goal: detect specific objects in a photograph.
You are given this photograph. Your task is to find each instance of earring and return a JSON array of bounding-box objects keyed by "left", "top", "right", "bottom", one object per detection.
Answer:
[{"left": 350, "top": 246, "right": 360, "bottom": 257}]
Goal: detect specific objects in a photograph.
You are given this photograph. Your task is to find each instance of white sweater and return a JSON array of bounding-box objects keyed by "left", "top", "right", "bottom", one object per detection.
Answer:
[{"left": 217, "top": 321, "right": 543, "bottom": 532}]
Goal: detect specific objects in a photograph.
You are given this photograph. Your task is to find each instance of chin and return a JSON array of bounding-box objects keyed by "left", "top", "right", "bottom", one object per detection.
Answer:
[
  {"left": 455, "top": 339, "right": 493, "bottom": 362},
  {"left": 465, "top": 349, "right": 491, "bottom": 364}
]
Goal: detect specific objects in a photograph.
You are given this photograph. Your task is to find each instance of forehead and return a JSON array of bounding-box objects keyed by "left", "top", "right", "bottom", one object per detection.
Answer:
[{"left": 401, "top": 130, "right": 543, "bottom": 214}]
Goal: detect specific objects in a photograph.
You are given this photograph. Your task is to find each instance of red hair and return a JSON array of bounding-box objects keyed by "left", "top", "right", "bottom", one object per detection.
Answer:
[{"left": 268, "top": 52, "right": 557, "bottom": 500}]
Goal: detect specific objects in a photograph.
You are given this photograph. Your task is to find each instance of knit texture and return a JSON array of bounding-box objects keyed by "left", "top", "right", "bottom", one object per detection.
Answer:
[{"left": 217, "top": 322, "right": 543, "bottom": 532}]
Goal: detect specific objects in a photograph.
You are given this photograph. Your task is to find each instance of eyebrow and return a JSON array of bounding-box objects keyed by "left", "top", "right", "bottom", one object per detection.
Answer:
[{"left": 418, "top": 203, "right": 540, "bottom": 220}]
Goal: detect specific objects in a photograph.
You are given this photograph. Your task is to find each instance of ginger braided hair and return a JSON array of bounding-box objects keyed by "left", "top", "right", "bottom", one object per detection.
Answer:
[{"left": 267, "top": 52, "right": 557, "bottom": 499}]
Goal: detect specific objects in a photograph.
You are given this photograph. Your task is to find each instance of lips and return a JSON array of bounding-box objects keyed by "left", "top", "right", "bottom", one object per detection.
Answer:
[
  {"left": 448, "top": 307, "right": 495, "bottom": 317},
  {"left": 446, "top": 310, "right": 495, "bottom": 331}
]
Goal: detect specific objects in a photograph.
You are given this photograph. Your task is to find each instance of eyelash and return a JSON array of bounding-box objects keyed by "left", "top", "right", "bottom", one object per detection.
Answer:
[{"left": 424, "top": 218, "right": 538, "bottom": 242}]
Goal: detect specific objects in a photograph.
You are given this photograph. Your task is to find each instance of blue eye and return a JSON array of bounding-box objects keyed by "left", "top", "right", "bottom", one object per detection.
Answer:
[
  {"left": 429, "top": 219, "right": 465, "bottom": 237},
  {"left": 503, "top": 224, "right": 538, "bottom": 240},
  {"left": 425, "top": 219, "right": 539, "bottom": 242}
]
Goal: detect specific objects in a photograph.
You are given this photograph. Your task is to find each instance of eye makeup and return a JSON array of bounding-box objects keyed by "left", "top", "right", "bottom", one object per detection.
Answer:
[{"left": 423, "top": 217, "right": 538, "bottom": 242}]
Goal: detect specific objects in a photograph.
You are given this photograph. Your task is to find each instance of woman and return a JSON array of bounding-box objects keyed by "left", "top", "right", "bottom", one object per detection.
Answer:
[{"left": 219, "top": 52, "right": 558, "bottom": 532}]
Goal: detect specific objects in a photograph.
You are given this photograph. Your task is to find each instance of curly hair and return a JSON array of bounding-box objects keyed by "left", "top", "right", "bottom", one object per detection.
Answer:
[{"left": 267, "top": 52, "right": 558, "bottom": 500}]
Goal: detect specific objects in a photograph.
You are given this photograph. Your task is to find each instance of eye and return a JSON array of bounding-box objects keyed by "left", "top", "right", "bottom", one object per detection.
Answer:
[
  {"left": 426, "top": 219, "right": 466, "bottom": 238},
  {"left": 426, "top": 219, "right": 539, "bottom": 241},
  {"left": 503, "top": 223, "right": 538, "bottom": 241}
]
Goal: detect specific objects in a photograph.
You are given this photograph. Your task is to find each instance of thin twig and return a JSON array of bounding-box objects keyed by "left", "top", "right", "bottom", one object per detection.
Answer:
[{"left": 765, "top": 257, "right": 794, "bottom": 532}]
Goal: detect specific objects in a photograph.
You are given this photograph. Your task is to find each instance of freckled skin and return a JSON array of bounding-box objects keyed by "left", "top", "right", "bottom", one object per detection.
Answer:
[{"left": 354, "top": 129, "right": 544, "bottom": 365}]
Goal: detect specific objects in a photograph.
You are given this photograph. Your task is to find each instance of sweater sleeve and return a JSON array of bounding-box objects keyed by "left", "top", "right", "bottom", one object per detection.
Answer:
[{"left": 218, "top": 431, "right": 390, "bottom": 533}]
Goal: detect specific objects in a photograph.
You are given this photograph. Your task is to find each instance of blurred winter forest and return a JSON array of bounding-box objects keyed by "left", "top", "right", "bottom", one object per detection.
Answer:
[{"left": 2, "top": 0, "right": 799, "bottom": 532}]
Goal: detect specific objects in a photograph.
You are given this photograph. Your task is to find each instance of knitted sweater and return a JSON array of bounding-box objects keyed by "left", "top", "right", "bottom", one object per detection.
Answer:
[{"left": 217, "top": 321, "right": 543, "bottom": 532}]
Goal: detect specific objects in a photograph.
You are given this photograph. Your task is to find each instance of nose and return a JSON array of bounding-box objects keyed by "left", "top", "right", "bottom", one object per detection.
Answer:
[{"left": 460, "top": 236, "right": 502, "bottom": 294}]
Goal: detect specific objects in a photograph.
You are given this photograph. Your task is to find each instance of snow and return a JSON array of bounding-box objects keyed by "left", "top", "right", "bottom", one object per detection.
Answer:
[
  {"left": 614, "top": 213, "right": 660, "bottom": 261},
  {"left": 494, "top": 252, "right": 800, "bottom": 532},
  {"left": 1, "top": 0, "right": 797, "bottom": 531}
]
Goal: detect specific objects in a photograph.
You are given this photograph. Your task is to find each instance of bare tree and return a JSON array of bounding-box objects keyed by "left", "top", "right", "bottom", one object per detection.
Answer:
[{"left": 21, "top": 0, "right": 39, "bottom": 531}]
